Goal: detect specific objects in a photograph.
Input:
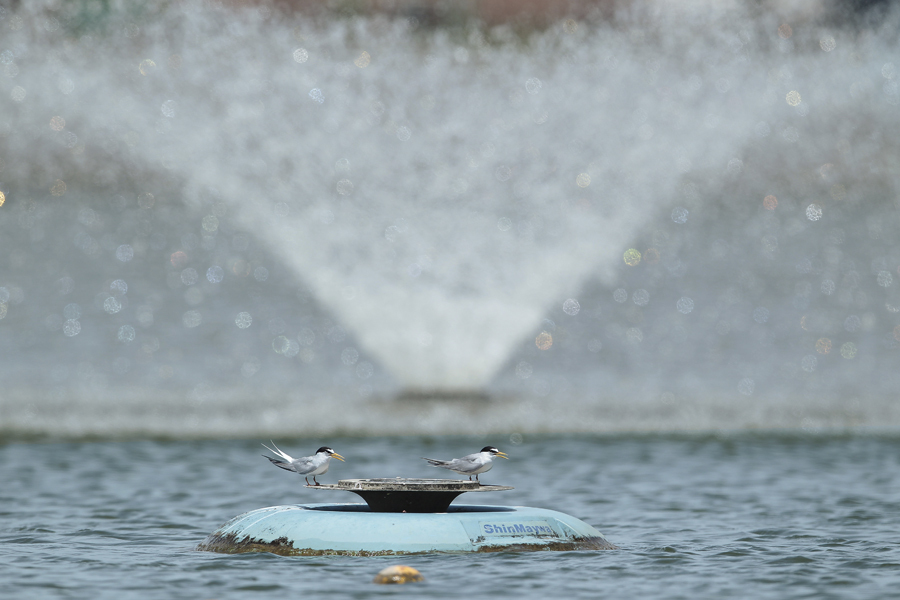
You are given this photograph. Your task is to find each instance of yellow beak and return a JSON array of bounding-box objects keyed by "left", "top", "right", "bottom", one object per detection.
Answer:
[
  {"left": 330, "top": 453, "right": 346, "bottom": 462},
  {"left": 496, "top": 452, "right": 509, "bottom": 459}
]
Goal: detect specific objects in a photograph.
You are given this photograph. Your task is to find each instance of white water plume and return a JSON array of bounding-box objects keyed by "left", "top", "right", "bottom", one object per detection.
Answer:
[{"left": 1, "top": 1, "right": 899, "bottom": 435}]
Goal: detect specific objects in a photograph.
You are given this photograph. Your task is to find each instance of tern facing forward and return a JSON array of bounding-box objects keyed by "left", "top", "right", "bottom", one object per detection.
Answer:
[
  {"left": 262, "top": 442, "right": 345, "bottom": 486},
  {"left": 422, "top": 446, "right": 508, "bottom": 482}
]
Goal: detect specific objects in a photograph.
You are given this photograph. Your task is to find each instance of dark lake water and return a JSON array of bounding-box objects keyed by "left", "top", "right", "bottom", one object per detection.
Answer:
[{"left": 2, "top": 434, "right": 899, "bottom": 599}]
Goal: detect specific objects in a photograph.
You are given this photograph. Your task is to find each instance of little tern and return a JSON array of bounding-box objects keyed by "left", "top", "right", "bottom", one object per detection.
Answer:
[
  {"left": 421, "top": 446, "right": 508, "bottom": 482},
  {"left": 262, "top": 442, "right": 345, "bottom": 486}
]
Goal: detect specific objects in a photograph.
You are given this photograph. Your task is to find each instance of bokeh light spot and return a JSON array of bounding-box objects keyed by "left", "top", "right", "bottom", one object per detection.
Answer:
[
  {"left": 235, "top": 312, "right": 252, "bottom": 329},
  {"left": 50, "top": 179, "right": 67, "bottom": 196},
  {"left": 535, "top": 331, "right": 553, "bottom": 350},
  {"left": 763, "top": 195, "right": 778, "bottom": 210},
  {"left": 671, "top": 207, "right": 689, "bottom": 224},
  {"left": 643, "top": 248, "right": 660, "bottom": 264},
  {"left": 116, "top": 245, "right": 134, "bottom": 262},
  {"left": 786, "top": 91, "right": 801, "bottom": 106},
  {"left": 354, "top": 51, "right": 370, "bottom": 68},
  {"left": 576, "top": 173, "right": 591, "bottom": 188},
  {"left": 139, "top": 59, "right": 156, "bottom": 75},
  {"left": 633, "top": 289, "right": 650, "bottom": 306},
  {"left": 562, "top": 298, "right": 580, "bottom": 315},
  {"left": 840, "top": 342, "right": 858, "bottom": 359},
  {"left": 806, "top": 204, "right": 823, "bottom": 221},
  {"left": 677, "top": 297, "right": 694, "bottom": 314},
  {"left": 815, "top": 338, "right": 832, "bottom": 354},
  {"left": 49, "top": 116, "right": 66, "bottom": 131},
  {"left": 624, "top": 248, "right": 642, "bottom": 266}
]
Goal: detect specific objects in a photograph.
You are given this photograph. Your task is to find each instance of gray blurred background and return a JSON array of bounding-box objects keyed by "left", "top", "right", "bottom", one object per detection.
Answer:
[{"left": 0, "top": 0, "right": 898, "bottom": 438}]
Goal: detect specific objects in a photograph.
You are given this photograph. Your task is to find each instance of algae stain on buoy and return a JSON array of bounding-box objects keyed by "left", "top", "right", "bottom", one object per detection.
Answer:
[{"left": 373, "top": 565, "right": 424, "bottom": 584}]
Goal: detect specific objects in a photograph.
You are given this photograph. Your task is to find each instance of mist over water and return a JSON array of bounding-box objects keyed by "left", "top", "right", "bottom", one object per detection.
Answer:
[{"left": 1, "top": 1, "right": 899, "bottom": 437}]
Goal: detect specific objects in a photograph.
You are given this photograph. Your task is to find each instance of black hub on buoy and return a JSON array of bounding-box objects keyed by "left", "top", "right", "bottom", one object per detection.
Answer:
[{"left": 310, "top": 478, "right": 513, "bottom": 513}]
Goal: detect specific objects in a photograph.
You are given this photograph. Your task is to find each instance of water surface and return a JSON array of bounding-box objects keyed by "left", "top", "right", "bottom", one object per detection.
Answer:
[{"left": 2, "top": 434, "right": 899, "bottom": 599}]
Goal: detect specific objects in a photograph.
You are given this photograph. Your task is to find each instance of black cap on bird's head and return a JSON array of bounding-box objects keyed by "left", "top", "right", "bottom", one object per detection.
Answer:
[
  {"left": 481, "top": 446, "right": 509, "bottom": 459},
  {"left": 316, "top": 446, "right": 346, "bottom": 461}
]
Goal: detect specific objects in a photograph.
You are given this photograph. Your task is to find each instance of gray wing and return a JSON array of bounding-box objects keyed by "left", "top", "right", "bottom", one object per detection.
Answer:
[
  {"left": 288, "top": 455, "right": 316, "bottom": 475},
  {"left": 445, "top": 454, "right": 482, "bottom": 473}
]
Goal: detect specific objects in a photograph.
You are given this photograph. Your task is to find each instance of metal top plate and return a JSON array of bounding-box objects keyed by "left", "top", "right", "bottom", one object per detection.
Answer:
[{"left": 311, "top": 478, "right": 513, "bottom": 492}]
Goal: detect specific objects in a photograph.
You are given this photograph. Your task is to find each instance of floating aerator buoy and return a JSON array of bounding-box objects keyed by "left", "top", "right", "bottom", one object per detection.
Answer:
[
  {"left": 197, "top": 478, "right": 616, "bottom": 555},
  {"left": 373, "top": 565, "right": 424, "bottom": 584}
]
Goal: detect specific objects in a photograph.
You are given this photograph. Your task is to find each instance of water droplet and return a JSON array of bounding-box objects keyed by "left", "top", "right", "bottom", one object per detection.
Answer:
[
  {"left": 821, "top": 280, "right": 835, "bottom": 295},
  {"left": 64, "top": 303, "right": 82, "bottom": 320},
  {"left": 202, "top": 215, "right": 219, "bottom": 232},
  {"left": 633, "top": 289, "right": 650, "bottom": 306},
  {"left": 562, "top": 298, "right": 580, "bottom": 316},
  {"left": 109, "top": 280, "right": 127, "bottom": 296},
  {"left": 50, "top": 180, "right": 67, "bottom": 197},
  {"left": 235, "top": 312, "right": 252, "bottom": 329},
  {"left": 117, "top": 324, "right": 135, "bottom": 342},
  {"left": 309, "top": 88, "right": 324, "bottom": 103},
  {"left": 336, "top": 179, "right": 354, "bottom": 195},
  {"left": 576, "top": 173, "right": 591, "bottom": 188},
  {"left": 840, "top": 342, "right": 858, "bottom": 359},
  {"left": 535, "top": 331, "right": 553, "bottom": 350},
  {"left": 587, "top": 339, "right": 603, "bottom": 352},
  {"left": 497, "top": 217, "right": 512, "bottom": 232},
  {"left": 525, "top": 77, "right": 542, "bottom": 94},
  {"left": 786, "top": 90, "right": 802, "bottom": 106},
  {"left": 254, "top": 266, "right": 269, "bottom": 282},
  {"left": 116, "top": 245, "right": 134, "bottom": 262},
  {"left": 515, "top": 361, "right": 533, "bottom": 378},
  {"left": 341, "top": 347, "right": 359, "bottom": 365},
  {"left": 806, "top": 204, "right": 823, "bottom": 221},
  {"left": 737, "top": 378, "right": 755, "bottom": 395},
  {"left": 613, "top": 289, "right": 628, "bottom": 303},
  {"left": 181, "top": 268, "right": 199, "bottom": 286},
  {"left": 103, "top": 296, "right": 122, "bottom": 314},
  {"left": 671, "top": 207, "right": 689, "bottom": 224},
  {"left": 139, "top": 59, "right": 156, "bottom": 75},
  {"left": 293, "top": 48, "right": 309, "bottom": 63},
  {"left": 160, "top": 100, "right": 176, "bottom": 117},
  {"left": 63, "top": 319, "right": 81, "bottom": 337},
  {"left": 624, "top": 249, "right": 642, "bottom": 266},
  {"left": 820, "top": 35, "right": 836, "bottom": 52},
  {"left": 241, "top": 358, "right": 260, "bottom": 378},
  {"left": 354, "top": 51, "right": 370, "bottom": 68},
  {"left": 298, "top": 328, "right": 315, "bottom": 346},
  {"left": 844, "top": 315, "right": 861, "bottom": 332},
  {"left": 815, "top": 338, "right": 832, "bottom": 354},
  {"left": 877, "top": 270, "right": 893, "bottom": 287},
  {"left": 801, "top": 355, "right": 817, "bottom": 372},
  {"left": 396, "top": 126, "right": 411, "bottom": 142},
  {"left": 206, "top": 266, "right": 224, "bottom": 283},
  {"left": 677, "top": 297, "right": 694, "bottom": 314},
  {"left": 355, "top": 361, "right": 374, "bottom": 379},
  {"left": 183, "top": 310, "right": 202, "bottom": 328}
]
